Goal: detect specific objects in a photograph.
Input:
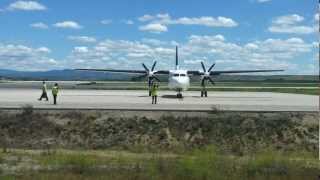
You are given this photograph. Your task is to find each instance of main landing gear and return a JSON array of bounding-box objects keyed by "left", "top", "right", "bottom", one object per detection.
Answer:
[
  {"left": 201, "top": 86, "right": 208, "bottom": 97},
  {"left": 176, "top": 89, "right": 183, "bottom": 98},
  {"left": 201, "top": 90, "right": 208, "bottom": 97}
]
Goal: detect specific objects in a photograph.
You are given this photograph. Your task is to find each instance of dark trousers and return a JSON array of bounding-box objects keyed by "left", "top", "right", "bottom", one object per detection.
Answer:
[
  {"left": 152, "top": 95, "right": 157, "bottom": 104},
  {"left": 39, "top": 92, "right": 48, "bottom": 101},
  {"left": 53, "top": 95, "right": 57, "bottom": 105}
]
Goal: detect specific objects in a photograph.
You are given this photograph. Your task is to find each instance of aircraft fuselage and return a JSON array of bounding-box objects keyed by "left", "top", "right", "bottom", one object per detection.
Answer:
[{"left": 168, "top": 69, "right": 190, "bottom": 92}]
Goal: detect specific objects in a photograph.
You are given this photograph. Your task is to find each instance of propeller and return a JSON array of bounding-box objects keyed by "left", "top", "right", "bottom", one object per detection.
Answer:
[
  {"left": 139, "top": 61, "right": 160, "bottom": 86},
  {"left": 200, "top": 62, "right": 216, "bottom": 86}
]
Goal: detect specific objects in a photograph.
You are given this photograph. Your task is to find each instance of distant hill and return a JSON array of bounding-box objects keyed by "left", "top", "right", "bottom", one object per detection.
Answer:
[
  {"left": 0, "top": 69, "right": 131, "bottom": 81},
  {"left": 0, "top": 69, "right": 318, "bottom": 82}
]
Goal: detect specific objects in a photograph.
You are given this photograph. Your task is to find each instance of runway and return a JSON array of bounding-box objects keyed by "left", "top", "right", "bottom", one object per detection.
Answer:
[{"left": 0, "top": 89, "right": 318, "bottom": 112}]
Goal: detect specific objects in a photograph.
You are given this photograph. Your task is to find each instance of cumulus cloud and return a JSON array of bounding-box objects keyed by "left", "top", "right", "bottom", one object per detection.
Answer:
[
  {"left": 53, "top": 21, "right": 82, "bottom": 29},
  {"left": 73, "top": 46, "right": 89, "bottom": 53},
  {"left": 139, "top": 23, "right": 168, "bottom": 33},
  {"left": 101, "top": 19, "right": 112, "bottom": 25},
  {"left": 0, "top": 44, "right": 60, "bottom": 71},
  {"left": 268, "top": 14, "right": 315, "bottom": 34},
  {"left": 65, "top": 35, "right": 314, "bottom": 74},
  {"left": 174, "top": 16, "right": 238, "bottom": 27},
  {"left": 256, "top": 0, "right": 272, "bottom": 3},
  {"left": 30, "top": 22, "right": 48, "bottom": 29},
  {"left": 7, "top": 1, "right": 46, "bottom": 11},
  {"left": 137, "top": 13, "right": 238, "bottom": 33},
  {"left": 124, "top": 20, "right": 134, "bottom": 25},
  {"left": 315, "top": 13, "right": 319, "bottom": 21},
  {"left": 138, "top": 14, "right": 154, "bottom": 22},
  {"left": 36, "top": 47, "right": 51, "bottom": 53},
  {"left": 68, "top": 36, "right": 97, "bottom": 43}
]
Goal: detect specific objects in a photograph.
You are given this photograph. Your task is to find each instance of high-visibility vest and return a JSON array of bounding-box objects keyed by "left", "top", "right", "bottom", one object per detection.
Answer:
[
  {"left": 52, "top": 86, "right": 59, "bottom": 95},
  {"left": 151, "top": 85, "right": 158, "bottom": 96}
]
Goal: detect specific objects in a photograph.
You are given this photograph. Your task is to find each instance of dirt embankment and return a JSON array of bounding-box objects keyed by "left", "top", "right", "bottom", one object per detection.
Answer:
[{"left": 0, "top": 108, "right": 318, "bottom": 155}]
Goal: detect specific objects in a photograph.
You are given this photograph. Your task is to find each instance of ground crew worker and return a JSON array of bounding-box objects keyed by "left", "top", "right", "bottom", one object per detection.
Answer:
[
  {"left": 52, "top": 83, "right": 59, "bottom": 105},
  {"left": 151, "top": 82, "right": 159, "bottom": 104},
  {"left": 38, "top": 81, "right": 49, "bottom": 101}
]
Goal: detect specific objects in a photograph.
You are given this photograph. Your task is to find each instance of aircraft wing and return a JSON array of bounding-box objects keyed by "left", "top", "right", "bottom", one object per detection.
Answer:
[
  {"left": 210, "top": 69, "right": 284, "bottom": 75},
  {"left": 187, "top": 71, "right": 203, "bottom": 75},
  {"left": 76, "top": 69, "right": 147, "bottom": 74},
  {"left": 187, "top": 69, "right": 283, "bottom": 76},
  {"left": 76, "top": 69, "right": 170, "bottom": 74},
  {"left": 154, "top": 70, "right": 170, "bottom": 74}
]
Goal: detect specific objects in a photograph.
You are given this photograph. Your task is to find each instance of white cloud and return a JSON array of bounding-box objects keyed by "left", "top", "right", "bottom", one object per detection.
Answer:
[
  {"left": 7, "top": 1, "right": 46, "bottom": 11},
  {"left": 272, "top": 14, "right": 304, "bottom": 25},
  {"left": 138, "top": 13, "right": 238, "bottom": 33},
  {"left": 68, "top": 36, "right": 97, "bottom": 43},
  {"left": 53, "top": 21, "right": 82, "bottom": 29},
  {"left": 0, "top": 44, "right": 60, "bottom": 71},
  {"left": 138, "top": 14, "right": 155, "bottom": 22},
  {"left": 268, "top": 14, "right": 315, "bottom": 34},
  {"left": 124, "top": 20, "right": 134, "bottom": 25},
  {"left": 139, "top": 23, "right": 168, "bottom": 33},
  {"left": 65, "top": 35, "right": 313, "bottom": 74},
  {"left": 73, "top": 46, "right": 89, "bottom": 53},
  {"left": 184, "top": 59, "right": 203, "bottom": 65},
  {"left": 256, "top": 0, "right": 272, "bottom": 3},
  {"left": 142, "top": 38, "right": 168, "bottom": 46},
  {"left": 36, "top": 47, "right": 51, "bottom": 53},
  {"left": 101, "top": 19, "right": 112, "bottom": 25},
  {"left": 30, "top": 22, "right": 48, "bottom": 29},
  {"left": 174, "top": 16, "right": 238, "bottom": 27},
  {"left": 315, "top": 13, "right": 319, "bottom": 21},
  {"left": 269, "top": 26, "right": 315, "bottom": 34}
]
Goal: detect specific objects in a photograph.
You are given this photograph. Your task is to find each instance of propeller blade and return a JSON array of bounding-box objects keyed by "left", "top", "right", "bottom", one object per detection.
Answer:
[
  {"left": 153, "top": 76, "right": 160, "bottom": 82},
  {"left": 201, "top": 62, "right": 206, "bottom": 72},
  {"left": 208, "top": 63, "right": 216, "bottom": 72},
  {"left": 201, "top": 78, "right": 205, "bottom": 86},
  {"left": 142, "top": 63, "right": 149, "bottom": 72},
  {"left": 208, "top": 77, "right": 215, "bottom": 85},
  {"left": 136, "top": 74, "right": 147, "bottom": 80},
  {"left": 151, "top": 61, "right": 157, "bottom": 71},
  {"left": 148, "top": 77, "right": 153, "bottom": 87}
]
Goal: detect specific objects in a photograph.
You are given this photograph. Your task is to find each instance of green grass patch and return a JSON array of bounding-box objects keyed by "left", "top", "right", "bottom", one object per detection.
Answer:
[
  {"left": 1, "top": 147, "right": 319, "bottom": 180},
  {"left": 196, "top": 87, "right": 319, "bottom": 95}
]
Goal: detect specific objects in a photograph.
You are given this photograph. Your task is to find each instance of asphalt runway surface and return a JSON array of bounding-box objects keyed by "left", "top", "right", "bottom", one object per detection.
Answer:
[{"left": 0, "top": 88, "right": 318, "bottom": 112}]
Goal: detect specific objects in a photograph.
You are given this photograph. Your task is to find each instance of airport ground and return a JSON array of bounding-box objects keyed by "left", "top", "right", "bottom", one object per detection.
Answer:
[
  {"left": 0, "top": 81, "right": 319, "bottom": 179},
  {"left": 0, "top": 80, "right": 318, "bottom": 95},
  {"left": 0, "top": 81, "right": 318, "bottom": 112}
]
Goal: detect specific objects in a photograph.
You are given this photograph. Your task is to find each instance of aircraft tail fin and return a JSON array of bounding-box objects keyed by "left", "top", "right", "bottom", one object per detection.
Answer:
[{"left": 175, "top": 46, "right": 179, "bottom": 70}]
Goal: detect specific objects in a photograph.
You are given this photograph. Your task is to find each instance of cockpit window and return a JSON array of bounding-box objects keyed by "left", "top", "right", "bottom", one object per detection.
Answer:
[
  {"left": 180, "top": 74, "right": 186, "bottom": 77},
  {"left": 174, "top": 74, "right": 179, "bottom": 77}
]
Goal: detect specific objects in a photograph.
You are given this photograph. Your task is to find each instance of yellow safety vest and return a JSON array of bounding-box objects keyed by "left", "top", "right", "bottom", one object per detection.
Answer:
[
  {"left": 151, "top": 85, "right": 158, "bottom": 96},
  {"left": 52, "top": 86, "right": 59, "bottom": 95}
]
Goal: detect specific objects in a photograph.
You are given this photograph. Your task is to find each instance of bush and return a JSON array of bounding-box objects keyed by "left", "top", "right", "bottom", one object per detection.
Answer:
[{"left": 21, "top": 104, "right": 34, "bottom": 116}]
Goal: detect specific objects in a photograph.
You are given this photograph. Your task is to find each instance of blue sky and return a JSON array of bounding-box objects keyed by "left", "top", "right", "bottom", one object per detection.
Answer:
[{"left": 0, "top": 0, "right": 318, "bottom": 74}]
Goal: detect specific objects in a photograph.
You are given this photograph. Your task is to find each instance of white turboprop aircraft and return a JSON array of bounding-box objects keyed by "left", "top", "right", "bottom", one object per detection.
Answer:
[{"left": 77, "top": 46, "right": 283, "bottom": 98}]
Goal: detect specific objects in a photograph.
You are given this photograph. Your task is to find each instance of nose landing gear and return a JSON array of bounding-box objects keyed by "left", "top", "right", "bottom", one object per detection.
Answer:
[{"left": 176, "top": 89, "right": 183, "bottom": 98}]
